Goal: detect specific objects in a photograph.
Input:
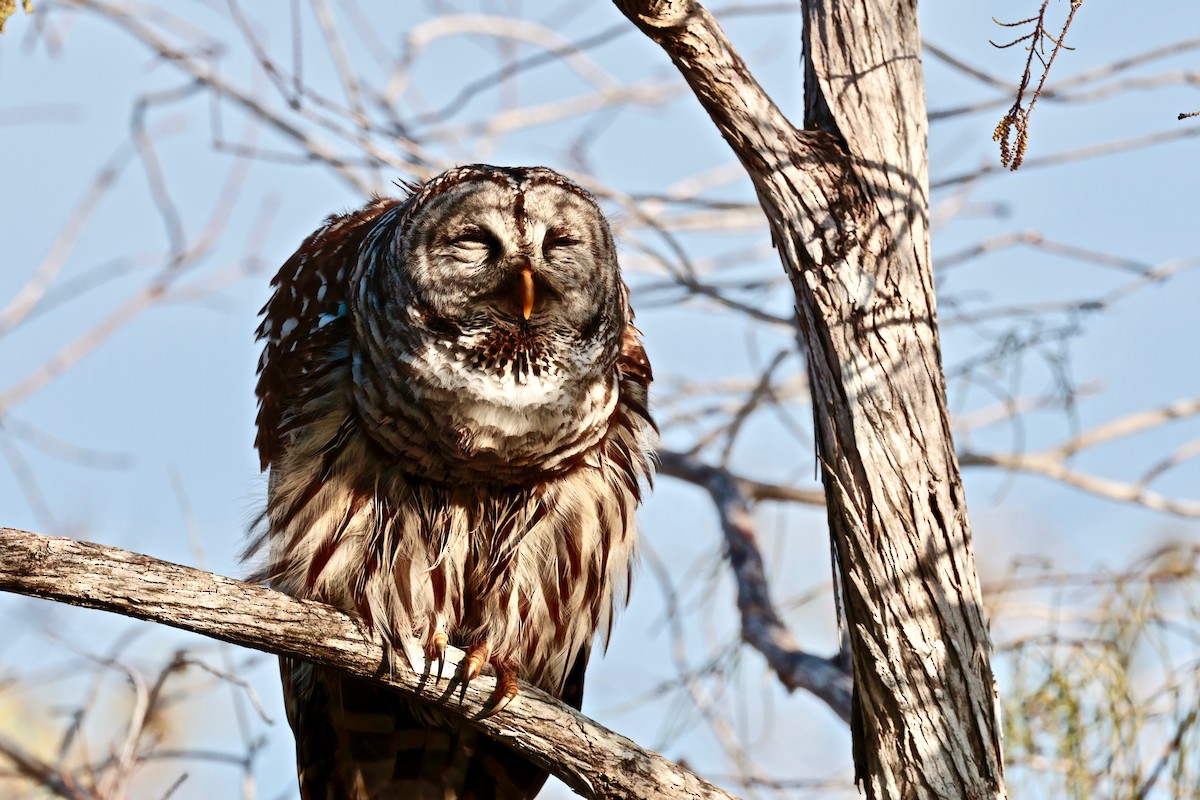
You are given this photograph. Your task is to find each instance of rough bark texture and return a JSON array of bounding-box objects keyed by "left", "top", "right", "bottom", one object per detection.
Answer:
[
  {"left": 614, "top": 1, "right": 1006, "bottom": 798},
  {"left": 0, "top": 528, "right": 737, "bottom": 800}
]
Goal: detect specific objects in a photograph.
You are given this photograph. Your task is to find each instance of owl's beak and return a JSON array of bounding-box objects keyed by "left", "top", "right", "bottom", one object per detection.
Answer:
[{"left": 520, "top": 266, "right": 535, "bottom": 320}]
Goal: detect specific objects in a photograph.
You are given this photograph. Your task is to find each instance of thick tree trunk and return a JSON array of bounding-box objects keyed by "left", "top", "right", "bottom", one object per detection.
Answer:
[{"left": 614, "top": 2, "right": 1006, "bottom": 798}]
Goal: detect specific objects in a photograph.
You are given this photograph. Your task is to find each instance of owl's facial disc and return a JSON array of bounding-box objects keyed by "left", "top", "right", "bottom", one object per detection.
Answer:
[{"left": 402, "top": 179, "right": 619, "bottom": 344}]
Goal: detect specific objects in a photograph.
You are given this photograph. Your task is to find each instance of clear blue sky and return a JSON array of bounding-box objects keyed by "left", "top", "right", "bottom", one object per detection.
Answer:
[{"left": 1, "top": 2, "right": 1197, "bottom": 797}]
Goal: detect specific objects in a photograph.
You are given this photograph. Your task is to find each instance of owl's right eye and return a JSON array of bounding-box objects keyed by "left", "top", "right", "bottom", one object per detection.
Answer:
[{"left": 449, "top": 228, "right": 500, "bottom": 257}]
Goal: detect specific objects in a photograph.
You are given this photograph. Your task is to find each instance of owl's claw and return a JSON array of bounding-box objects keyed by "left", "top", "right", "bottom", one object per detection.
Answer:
[
  {"left": 462, "top": 641, "right": 491, "bottom": 683},
  {"left": 480, "top": 668, "right": 520, "bottom": 718},
  {"left": 458, "top": 642, "right": 518, "bottom": 716},
  {"left": 426, "top": 627, "right": 449, "bottom": 682}
]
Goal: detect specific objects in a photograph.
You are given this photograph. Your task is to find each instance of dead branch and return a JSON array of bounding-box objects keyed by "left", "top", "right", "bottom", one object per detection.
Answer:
[
  {"left": 0, "top": 528, "right": 739, "bottom": 800},
  {"left": 959, "top": 451, "right": 1200, "bottom": 518},
  {"left": 934, "top": 124, "right": 1200, "bottom": 189},
  {"left": 657, "top": 451, "right": 852, "bottom": 721},
  {"left": 0, "top": 733, "right": 95, "bottom": 800},
  {"left": 659, "top": 451, "right": 825, "bottom": 506},
  {"left": 959, "top": 398, "right": 1200, "bottom": 517}
]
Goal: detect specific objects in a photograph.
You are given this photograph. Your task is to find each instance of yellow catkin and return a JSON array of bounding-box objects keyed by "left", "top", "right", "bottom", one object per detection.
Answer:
[{"left": 0, "top": 0, "right": 33, "bottom": 34}]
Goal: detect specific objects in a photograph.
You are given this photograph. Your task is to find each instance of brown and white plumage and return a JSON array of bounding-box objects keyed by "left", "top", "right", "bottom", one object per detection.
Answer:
[{"left": 250, "top": 165, "right": 655, "bottom": 799}]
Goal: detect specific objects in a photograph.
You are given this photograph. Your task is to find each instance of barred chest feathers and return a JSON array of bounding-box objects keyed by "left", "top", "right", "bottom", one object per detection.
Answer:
[
  {"left": 266, "top": 426, "right": 646, "bottom": 697},
  {"left": 354, "top": 298, "right": 624, "bottom": 474}
]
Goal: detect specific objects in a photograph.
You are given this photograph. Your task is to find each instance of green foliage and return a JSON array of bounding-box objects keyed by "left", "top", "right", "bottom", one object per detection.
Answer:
[{"left": 997, "top": 543, "right": 1200, "bottom": 799}]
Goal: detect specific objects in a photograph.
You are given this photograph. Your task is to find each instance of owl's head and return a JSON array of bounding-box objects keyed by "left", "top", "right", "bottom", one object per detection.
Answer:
[{"left": 348, "top": 165, "right": 632, "bottom": 476}]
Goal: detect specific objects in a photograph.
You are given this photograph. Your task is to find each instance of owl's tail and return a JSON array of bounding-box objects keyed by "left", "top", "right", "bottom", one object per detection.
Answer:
[{"left": 282, "top": 656, "right": 585, "bottom": 800}]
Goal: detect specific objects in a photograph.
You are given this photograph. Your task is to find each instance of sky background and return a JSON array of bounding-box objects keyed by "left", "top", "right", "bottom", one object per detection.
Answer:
[{"left": 1, "top": 2, "right": 1198, "bottom": 798}]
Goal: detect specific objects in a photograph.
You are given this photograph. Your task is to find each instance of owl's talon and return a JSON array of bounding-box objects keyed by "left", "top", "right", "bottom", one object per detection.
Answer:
[
  {"left": 427, "top": 628, "right": 449, "bottom": 682},
  {"left": 480, "top": 669, "right": 520, "bottom": 718},
  {"left": 462, "top": 641, "right": 491, "bottom": 684}
]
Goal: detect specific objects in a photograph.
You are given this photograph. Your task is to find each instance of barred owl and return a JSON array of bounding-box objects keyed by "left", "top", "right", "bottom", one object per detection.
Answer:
[{"left": 251, "top": 165, "right": 655, "bottom": 799}]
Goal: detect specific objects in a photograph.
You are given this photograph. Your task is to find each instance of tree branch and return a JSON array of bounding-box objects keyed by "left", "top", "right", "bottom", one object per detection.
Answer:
[
  {"left": 0, "top": 732, "right": 96, "bottom": 800},
  {"left": 657, "top": 451, "right": 853, "bottom": 721},
  {"left": 0, "top": 528, "right": 738, "bottom": 800},
  {"left": 658, "top": 449, "right": 826, "bottom": 506}
]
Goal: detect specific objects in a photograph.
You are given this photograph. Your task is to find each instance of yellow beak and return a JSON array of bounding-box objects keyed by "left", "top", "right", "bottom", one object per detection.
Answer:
[{"left": 520, "top": 267, "right": 535, "bottom": 320}]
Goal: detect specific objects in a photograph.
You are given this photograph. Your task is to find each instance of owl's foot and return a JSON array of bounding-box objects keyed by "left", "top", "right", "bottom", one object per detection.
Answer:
[
  {"left": 426, "top": 627, "right": 449, "bottom": 682},
  {"left": 481, "top": 667, "right": 519, "bottom": 718},
  {"left": 462, "top": 640, "right": 490, "bottom": 683},
  {"left": 459, "top": 642, "right": 519, "bottom": 716}
]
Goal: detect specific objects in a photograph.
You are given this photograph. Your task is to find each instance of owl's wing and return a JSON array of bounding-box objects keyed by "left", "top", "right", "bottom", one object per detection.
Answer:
[
  {"left": 254, "top": 197, "right": 403, "bottom": 470},
  {"left": 617, "top": 322, "right": 654, "bottom": 429}
]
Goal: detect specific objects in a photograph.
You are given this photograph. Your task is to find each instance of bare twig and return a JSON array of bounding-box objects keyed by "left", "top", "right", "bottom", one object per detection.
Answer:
[
  {"left": 935, "top": 124, "right": 1200, "bottom": 189},
  {"left": 991, "top": 1, "right": 1084, "bottom": 169},
  {"left": 1133, "top": 702, "right": 1200, "bottom": 800},
  {"left": 64, "top": 0, "right": 400, "bottom": 193},
  {"left": 958, "top": 398, "right": 1200, "bottom": 516},
  {"left": 0, "top": 142, "right": 134, "bottom": 335},
  {"left": 928, "top": 38, "right": 1200, "bottom": 121},
  {"left": 960, "top": 450, "right": 1200, "bottom": 518},
  {"left": 0, "top": 733, "right": 96, "bottom": 800},
  {"left": 659, "top": 449, "right": 824, "bottom": 507}
]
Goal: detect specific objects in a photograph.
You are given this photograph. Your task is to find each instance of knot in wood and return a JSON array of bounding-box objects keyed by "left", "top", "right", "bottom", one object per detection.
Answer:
[{"left": 616, "top": 0, "right": 696, "bottom": 29}]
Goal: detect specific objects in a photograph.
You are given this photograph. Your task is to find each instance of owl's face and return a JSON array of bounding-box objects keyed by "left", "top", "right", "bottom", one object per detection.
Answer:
[
  {"left": 349, "top": 165, "right": 631, "bottom": 474},
  {"left": 397, "top": 172, "right": 621, "bottom": 337}
]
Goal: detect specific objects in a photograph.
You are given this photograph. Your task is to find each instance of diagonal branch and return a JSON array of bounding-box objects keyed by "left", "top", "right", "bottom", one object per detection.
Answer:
[
  {"left": 657, "top": 451, "right": 853, "bottom": 721},
  {"left": 960, "top": 451, "right": 1200, "bottom": 518},
  {"left": 0, "top": 528, "right": 739, "bottom": 800}
]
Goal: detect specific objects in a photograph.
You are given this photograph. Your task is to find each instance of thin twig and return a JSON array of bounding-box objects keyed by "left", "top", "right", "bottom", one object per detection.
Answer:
[{"left": 991, "top": 1, "right": 1084, "bottom": 169}]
